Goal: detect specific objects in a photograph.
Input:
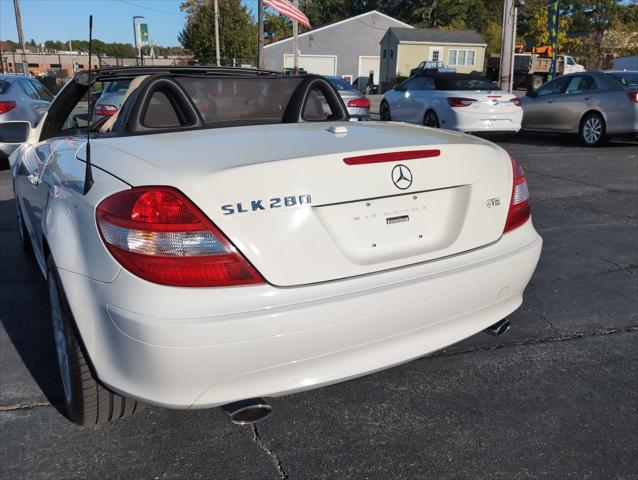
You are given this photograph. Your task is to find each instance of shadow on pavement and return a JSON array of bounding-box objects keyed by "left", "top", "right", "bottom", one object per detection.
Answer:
[
  {"left": 0, "top": 197, "right": 66, "bottom": 416},
  {"left": 501, "top": 131, "right": 638, "bottom": 147}
]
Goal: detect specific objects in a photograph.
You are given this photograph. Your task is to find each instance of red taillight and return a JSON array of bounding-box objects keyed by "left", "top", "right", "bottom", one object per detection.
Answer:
[
  {"left": 96, "top": 187, "right": 264, "bottom": 287},
  {"left": 503, "top": 156, "right": 531, "bottom": 233},
  {"left": 347, "top": 97, "right": 371, "bottom": 109},
  {"left": 0, "top": 100, "right": 17, "bottom": 114},
  {"left": 628, "top": 92, "right": 638, "bottom": 103},
  {"left": 510, "top": 97, "right": 522, "bottom": 107},
  {"left": 447, "top": 97, "right": 476, "bottom": 108},
  {"left": 94, "top": 104, "right": 118, "bottom": 117}
]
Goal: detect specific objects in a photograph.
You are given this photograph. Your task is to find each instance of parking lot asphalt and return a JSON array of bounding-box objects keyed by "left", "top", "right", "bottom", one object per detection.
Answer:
[{"left": 1, "top": 133, "right": 637, "bottom": 479}]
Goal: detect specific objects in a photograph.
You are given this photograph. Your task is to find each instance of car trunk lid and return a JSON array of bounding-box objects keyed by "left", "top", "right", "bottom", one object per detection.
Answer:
[{"left": 91, "top": 122, "right": 513, "bottom": 286}]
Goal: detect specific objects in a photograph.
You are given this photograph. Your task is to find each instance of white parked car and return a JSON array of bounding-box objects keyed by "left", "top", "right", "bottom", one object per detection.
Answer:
[
  {"left": 381, "top": 73, "right": 523, "bottom": 134},
  {"left": 4, "top": 67, "right": 541, "bottom": 426}
]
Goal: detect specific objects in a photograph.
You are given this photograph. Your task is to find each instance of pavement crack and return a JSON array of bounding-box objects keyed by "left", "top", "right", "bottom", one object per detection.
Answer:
[
  {"left": 432, "top": 324, "right": 638, "bottom": 358},
  {"left": 0, "top": 400, "right": 51, "bottom": 412},
  {"left": 252, "top": 424, "right": 289, "bottom": 480},
  {"left": 528, "top": 282, "right": 559, "bottom": 335},
  {"left": 601, "top": 257, "right": 635, "bottom": 274}
]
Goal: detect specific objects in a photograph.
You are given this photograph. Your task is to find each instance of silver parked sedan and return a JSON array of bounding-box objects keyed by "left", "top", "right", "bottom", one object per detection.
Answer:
[
  {"left": 325, "top": 76, "right": 370, "bottom": 120},
  {"left": 521, "top": 71, "right": 638, "bottom": 146},
  {"left": 92, "top": 79, "right": 131, "bottom": 122},
  {"left": 0, "top": 74, "right": 53, "bottom": 163}
]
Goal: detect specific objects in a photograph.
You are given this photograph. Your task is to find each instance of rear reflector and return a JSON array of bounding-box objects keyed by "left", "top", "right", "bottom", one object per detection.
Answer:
[
  {"left": 628, "top": 92, "right": 638, "bottom": 103},
  {"left": 95, "top": 104, "right": 118, "bottom": 117},
  {"left": 347, "top": 98, "right": 371, "bottom": 109},
  {"left": 447, "top": 97, "right": 476, "bottom": 107},
  {"left": 96, "top": 187, "right": 264, "bottom": 287},
  {"left": 503, "top": 156, "right": 531, "bottom": 233},
  {"left": 344, "top": 149, "right": 440, "bottom": 165},
  {"left": 0, "top": 101, "right": 17, "bottom": 114}
]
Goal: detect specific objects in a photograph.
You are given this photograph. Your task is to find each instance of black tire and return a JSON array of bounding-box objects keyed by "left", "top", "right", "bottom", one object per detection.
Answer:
[
  {"left": 380, "top": 100, "right": 391, "bottom": 121},
  {"left": 423, "top": 109, "right": 440, "bottom": 128},
  {"left": 47, "top": 257, "right": 140, "bottom": 425},
  {"left": 579, "top": 112, "right": 606, "bottom": 147}
]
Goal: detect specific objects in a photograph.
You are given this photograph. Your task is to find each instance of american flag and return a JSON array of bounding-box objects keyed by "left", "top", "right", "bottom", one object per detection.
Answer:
[{"left": 264, "top": 0, "right": 311, "bottom": 28}]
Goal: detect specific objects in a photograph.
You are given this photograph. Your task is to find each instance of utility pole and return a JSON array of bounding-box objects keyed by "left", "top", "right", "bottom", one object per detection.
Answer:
[
  {"left": 292, "top": 0, "right": 299, "bottom": 74},
  {"left": 499, "top": 0, "right": 515, "bottom": 93},
  {"left": 509, "top": 4, "right": 519, "bottom": 93},
  {"left": 213, "top": 0, "right": 220, "bottom": 66},
  {"left": 12, "top": 0, "right": 29, "bottom": 75},
  {"left": 258, "top": 0, "right": 264, "bottom": 69}
]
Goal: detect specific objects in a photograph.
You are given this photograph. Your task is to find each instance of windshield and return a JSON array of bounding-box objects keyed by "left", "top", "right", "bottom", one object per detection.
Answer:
[
  {"left": 176, "top": 76, "right": 303, "bottom": 126},
  {"left": 607, "top": 72, "right": 638, "bottom": 87},
  {"left": 327, "top": 76, "right": 356, "bottom": 92},
  {"left": 435, "top": 75, "right": 499, "bottom": 91},
  {"left": 105, "top": 80, "right": 132, "bottom": 93}
]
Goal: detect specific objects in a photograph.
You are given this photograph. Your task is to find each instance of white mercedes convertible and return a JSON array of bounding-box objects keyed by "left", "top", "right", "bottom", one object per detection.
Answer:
[{"left": 3, "top": 67, "right": 542, "bottom": 426}]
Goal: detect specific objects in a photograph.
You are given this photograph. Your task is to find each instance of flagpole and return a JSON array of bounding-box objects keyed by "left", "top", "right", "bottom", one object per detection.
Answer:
[
  {"left": 258, "top": 0, "right": 264, "bottom": 69},
  {"left": 293, "top": 0, "right": 299, "bottom": 74}
]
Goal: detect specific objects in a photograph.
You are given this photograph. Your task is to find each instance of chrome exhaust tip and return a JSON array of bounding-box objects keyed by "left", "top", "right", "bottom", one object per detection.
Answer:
[
  {"left": 484, "top": 318, "right": 511, "bottom": 337},
  {"left": 222, "top": 398, "right": 272, "bottom": 426}
]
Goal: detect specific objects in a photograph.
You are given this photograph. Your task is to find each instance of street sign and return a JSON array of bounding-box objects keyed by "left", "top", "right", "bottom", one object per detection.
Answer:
[{"left": 138, "top": 23, "right": 149, "bottom": 46}]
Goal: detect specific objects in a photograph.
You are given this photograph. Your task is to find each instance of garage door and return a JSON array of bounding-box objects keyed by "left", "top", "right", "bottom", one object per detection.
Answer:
[
  {"left": 284, "top": 54, "right": 337, "bottom": 75},
  {"left": 358, "top": 56, "right": 380, "bottom": 86}
]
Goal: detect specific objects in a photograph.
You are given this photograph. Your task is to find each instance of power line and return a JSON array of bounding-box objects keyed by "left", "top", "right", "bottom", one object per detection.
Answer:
[{"left": 115, "top": 0, "right": 183, "bottom": 16}]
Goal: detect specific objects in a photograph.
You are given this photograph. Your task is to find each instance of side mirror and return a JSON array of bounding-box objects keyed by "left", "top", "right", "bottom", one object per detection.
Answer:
[{"left": 0, "top": 121, "right": 31, "bottom": 144}]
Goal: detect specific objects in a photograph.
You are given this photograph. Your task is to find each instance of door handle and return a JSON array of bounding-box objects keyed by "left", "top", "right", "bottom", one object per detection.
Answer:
[
  {"left": 584, "top": 96, "right": 591, "bottom": 101},
  {"left": 547, "top": 100, "right": 553, "bottom": 104},
  {"left": 27, "top": 174, "right": 38, "bottom": 186}
]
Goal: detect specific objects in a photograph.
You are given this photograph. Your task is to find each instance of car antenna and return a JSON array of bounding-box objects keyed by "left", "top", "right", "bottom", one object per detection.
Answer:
[{"left": 83, "top": 14, "right": 95, "bottom": 195}]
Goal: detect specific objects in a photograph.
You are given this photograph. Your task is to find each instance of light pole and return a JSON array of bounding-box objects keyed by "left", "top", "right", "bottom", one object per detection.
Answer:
[{"left": 133, "top": 16, "right": 144, "bottom": 66}]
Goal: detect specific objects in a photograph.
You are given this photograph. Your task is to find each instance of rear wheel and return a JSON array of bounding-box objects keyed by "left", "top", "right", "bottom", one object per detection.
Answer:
[
  {"left": 380, "top": 100, "right": 391, "bottom": 121},
  {"left": 423, "top": 109, "right": 440, "bottom": 128},
  {"left": 579, "top": 112, "right": 606, "bottom": 147},
  {"left": 47, "top": 257, "right": 140, "bottom": 425}
]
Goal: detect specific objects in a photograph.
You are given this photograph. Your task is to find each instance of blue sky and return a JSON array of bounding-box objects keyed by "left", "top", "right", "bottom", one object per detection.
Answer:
[{"left": 0, "top": 0, "right": 260, "bottom": 47}]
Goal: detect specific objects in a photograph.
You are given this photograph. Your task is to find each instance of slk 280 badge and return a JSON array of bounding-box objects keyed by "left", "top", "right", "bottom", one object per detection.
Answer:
[{"left": 222, "top": 194, "right": 312, "bottom": 215}]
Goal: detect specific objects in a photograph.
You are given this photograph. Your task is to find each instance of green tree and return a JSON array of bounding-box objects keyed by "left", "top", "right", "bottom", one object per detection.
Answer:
[
  {"left": 179, "top": 0, "right": 257, "bottom": 64},
  {"left": 264, "top": 12, "right": 292, "bottom": 44}
]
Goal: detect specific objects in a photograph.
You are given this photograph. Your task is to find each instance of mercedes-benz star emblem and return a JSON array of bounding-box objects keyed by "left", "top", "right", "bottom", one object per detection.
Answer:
[{"left": 391, "top": 164, "right": 413, "bottom": 190}]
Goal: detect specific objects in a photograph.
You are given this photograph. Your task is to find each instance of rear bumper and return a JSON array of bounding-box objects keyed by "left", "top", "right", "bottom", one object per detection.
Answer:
[
  {"left": 347, "top": 106, "right": 370, "bottom": 120},
  {"left": 59, "top": 221, "right": 542, "bottom": 409},
  {"left": 445, "top": 108, "right": 523, "bottom": 133}
]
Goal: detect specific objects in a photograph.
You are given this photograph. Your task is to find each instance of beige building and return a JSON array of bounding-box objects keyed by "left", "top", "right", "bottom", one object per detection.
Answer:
[
  {"left": 380, "top": 28, "right": 486, "bottom": 91},
  {"left": 1, "top": 52, "right": 178, "bottom": 78}
]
